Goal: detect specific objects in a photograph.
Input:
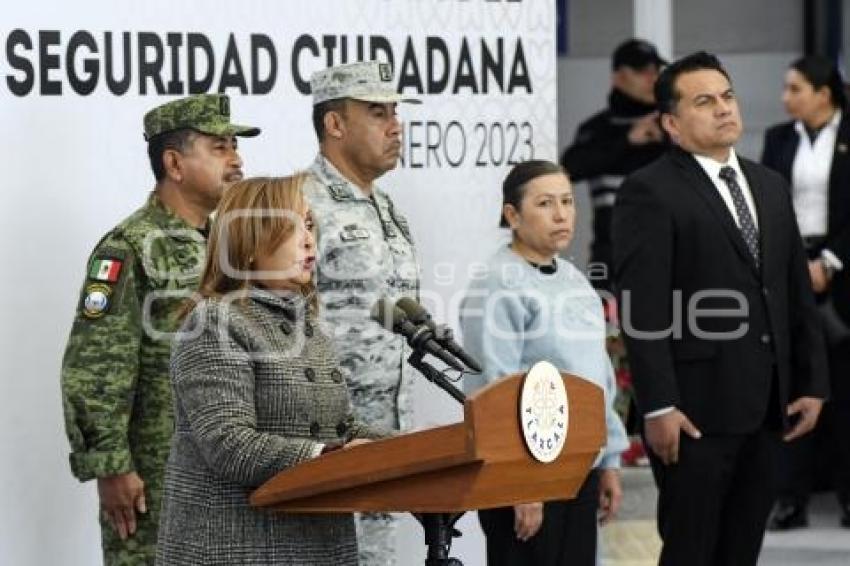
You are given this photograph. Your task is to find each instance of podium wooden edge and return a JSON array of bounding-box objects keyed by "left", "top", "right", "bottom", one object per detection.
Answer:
[
  {"left": 250, "top": 421, "right": 474, "bottom": 507},
  {"left": 251, "top": 371, "right": 606, "bottom": 513}
]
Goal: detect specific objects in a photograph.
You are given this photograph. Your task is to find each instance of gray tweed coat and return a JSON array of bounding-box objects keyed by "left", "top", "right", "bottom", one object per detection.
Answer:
[{"left": 156, "top": 289, "right": 378, "bottom": 565}]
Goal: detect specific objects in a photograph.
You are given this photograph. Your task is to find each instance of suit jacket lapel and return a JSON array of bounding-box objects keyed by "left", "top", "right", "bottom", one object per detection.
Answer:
[
  {"left": 776, "top": 125, "right": 799, "bottom": 183},
  {"left": 829, "top": 114, "right": 850, "bottom": 233},
  {"left": 670, "top": 148, "right": 761, "bottom": 276}
]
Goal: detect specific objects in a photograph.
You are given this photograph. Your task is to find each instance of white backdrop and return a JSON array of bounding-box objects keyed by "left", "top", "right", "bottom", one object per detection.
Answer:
[{"left": 0, "top": 2, "right": 556, "bottom": 564}]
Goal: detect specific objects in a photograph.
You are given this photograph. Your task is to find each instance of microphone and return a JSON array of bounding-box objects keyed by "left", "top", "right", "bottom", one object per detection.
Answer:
[
  {"left": 395, "top": 297, "right": 483, "bottom": 373},
  {"left": 370, "top": 299, "right": 466, "bottom": 372}
]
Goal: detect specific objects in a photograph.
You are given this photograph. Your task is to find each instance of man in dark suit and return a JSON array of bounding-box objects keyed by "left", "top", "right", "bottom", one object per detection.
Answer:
[{"left": 612, "top": 51, "right": 829, "bottom": 566}]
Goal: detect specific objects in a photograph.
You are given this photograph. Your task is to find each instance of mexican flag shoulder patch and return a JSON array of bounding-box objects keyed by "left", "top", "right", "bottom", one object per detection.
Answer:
[{"left": 88, "top": 257, "right": 123, "bottom": 283}]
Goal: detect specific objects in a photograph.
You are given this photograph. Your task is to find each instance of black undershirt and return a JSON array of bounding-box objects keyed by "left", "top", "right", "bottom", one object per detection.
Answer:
[{"left": 527, "top": 258, "right": 557, "bottom": 275}]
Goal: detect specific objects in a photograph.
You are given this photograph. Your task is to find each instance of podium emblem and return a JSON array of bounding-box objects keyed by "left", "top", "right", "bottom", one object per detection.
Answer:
[{"left": 519, "top": 361, "right": 569, "bottom": 463}]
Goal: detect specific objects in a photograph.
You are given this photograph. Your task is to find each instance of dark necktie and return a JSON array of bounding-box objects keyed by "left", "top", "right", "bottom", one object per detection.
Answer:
[{"left": 718, "top": 166, "right": 760, "bottom": 269}]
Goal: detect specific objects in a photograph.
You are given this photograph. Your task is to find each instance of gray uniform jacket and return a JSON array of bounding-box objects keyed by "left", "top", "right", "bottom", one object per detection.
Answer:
[
  {"left": 156, "top": 289, "right": 380, "bottom": 566},
  {"left": 304, "top": 155, "right": 419, "bottom": 433}
]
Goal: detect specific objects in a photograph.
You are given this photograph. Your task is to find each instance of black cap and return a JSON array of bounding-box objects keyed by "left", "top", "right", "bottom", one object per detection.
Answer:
[{"left": 612, "top": 39, "right": 667, "bottom": 70}]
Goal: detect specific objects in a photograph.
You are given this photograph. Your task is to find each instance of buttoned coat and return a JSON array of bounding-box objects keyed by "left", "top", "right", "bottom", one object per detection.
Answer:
[
  {"left": 304, "top": 154, "right": 419, "bottom": 433},
  {"left": 156, "top": 289, "right": 380, "bottom": 566}
]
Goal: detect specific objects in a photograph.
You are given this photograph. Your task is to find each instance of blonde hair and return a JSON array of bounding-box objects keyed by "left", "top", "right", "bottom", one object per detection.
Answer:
[{"left": 191, "top": 173, "right": 317, "bottom": 312}]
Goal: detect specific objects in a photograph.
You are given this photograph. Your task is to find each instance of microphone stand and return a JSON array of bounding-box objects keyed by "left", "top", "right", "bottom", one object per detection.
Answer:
[
  {"left": 407, "top": 350, "right": 466, "bottom": 405},
  {"left": 415, "top": 512, "right": 464, "bottom": 566},
  {"left": 406, "top": 351, "right": 466, "bottom": 565}
]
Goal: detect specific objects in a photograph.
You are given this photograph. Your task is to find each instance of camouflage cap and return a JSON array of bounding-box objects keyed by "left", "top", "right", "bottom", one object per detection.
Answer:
[
  {"left": 310, "top": 61, "right": 421, "bottom": 106},
  {"left": 143, "top": 94, "right": 261, "bottom": 140}
]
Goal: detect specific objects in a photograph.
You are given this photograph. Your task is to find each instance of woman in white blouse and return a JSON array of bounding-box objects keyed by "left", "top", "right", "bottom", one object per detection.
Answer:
[{"left": 761, "top": 55, "right": 850, "bottom": 532}]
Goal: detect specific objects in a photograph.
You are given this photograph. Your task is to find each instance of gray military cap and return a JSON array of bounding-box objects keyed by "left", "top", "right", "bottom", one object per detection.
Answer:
[{"left": 310, "top": 61, "right": 421, "bottom": 105}]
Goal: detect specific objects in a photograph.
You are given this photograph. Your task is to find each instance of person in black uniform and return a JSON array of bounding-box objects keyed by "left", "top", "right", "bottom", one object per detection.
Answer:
[
  {"left": 561, "top": 38, "right": 668, "bottom": 291},
  {"left": 761, "top": 55, "right": 850, "bottom": 530}
]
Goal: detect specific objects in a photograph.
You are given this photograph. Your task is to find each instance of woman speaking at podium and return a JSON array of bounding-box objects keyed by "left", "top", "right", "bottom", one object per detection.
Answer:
[
  {"left": 156, "top": 175, "right": 382, "bottom": 565},
  {"left": 460, "top": 160, "right": 628, "bottom": 565}
]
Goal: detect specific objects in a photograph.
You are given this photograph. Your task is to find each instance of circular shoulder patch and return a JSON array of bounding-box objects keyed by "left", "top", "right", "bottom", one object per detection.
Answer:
[
  {"left": 82, "top": 283, "right": 113, "bottom": 319},
  {"left": 519, "top": 361, "right": 569, "bottom": 463}
]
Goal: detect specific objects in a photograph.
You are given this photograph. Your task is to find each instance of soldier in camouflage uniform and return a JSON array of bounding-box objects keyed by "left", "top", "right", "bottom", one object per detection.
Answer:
[
  {"left": 304, "top": 61, "right": 421, "bottom": 565},
  {"left": 60, "top": 94, "right": 259, "bottom": 566}
]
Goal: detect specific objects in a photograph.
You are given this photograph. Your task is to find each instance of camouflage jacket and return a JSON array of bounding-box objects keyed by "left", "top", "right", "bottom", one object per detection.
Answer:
[
  {"left": 61, "top": 192, "right": 207, "bottom": 482},
  {"left": 304, "top": 155, "right": 419, "bottom": 431}
]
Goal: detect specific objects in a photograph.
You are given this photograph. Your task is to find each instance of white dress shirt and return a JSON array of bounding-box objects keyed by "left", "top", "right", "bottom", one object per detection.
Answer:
[
  {"left": 791, "top": 111, "right": 840, "bottom": 238},
  {"left": 789, "top": 111, "right": 844, "bottom": 272}
]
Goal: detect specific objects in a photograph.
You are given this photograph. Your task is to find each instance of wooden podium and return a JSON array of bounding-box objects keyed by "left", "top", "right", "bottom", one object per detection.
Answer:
[
  {"left": 251, "top": 371, "right": 604, "bottom": 564},
  {"left": 251, "top": 371, "right": 604, "bottom": 512}
]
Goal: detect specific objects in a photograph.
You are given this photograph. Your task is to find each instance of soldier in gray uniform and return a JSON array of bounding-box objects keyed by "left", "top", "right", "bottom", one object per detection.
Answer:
[
  {"left": 304, "top": 61, "right": 421, "bottom": 565},
  {"left": 60, "top": 94, "right": 259, "bottom": 566}
]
